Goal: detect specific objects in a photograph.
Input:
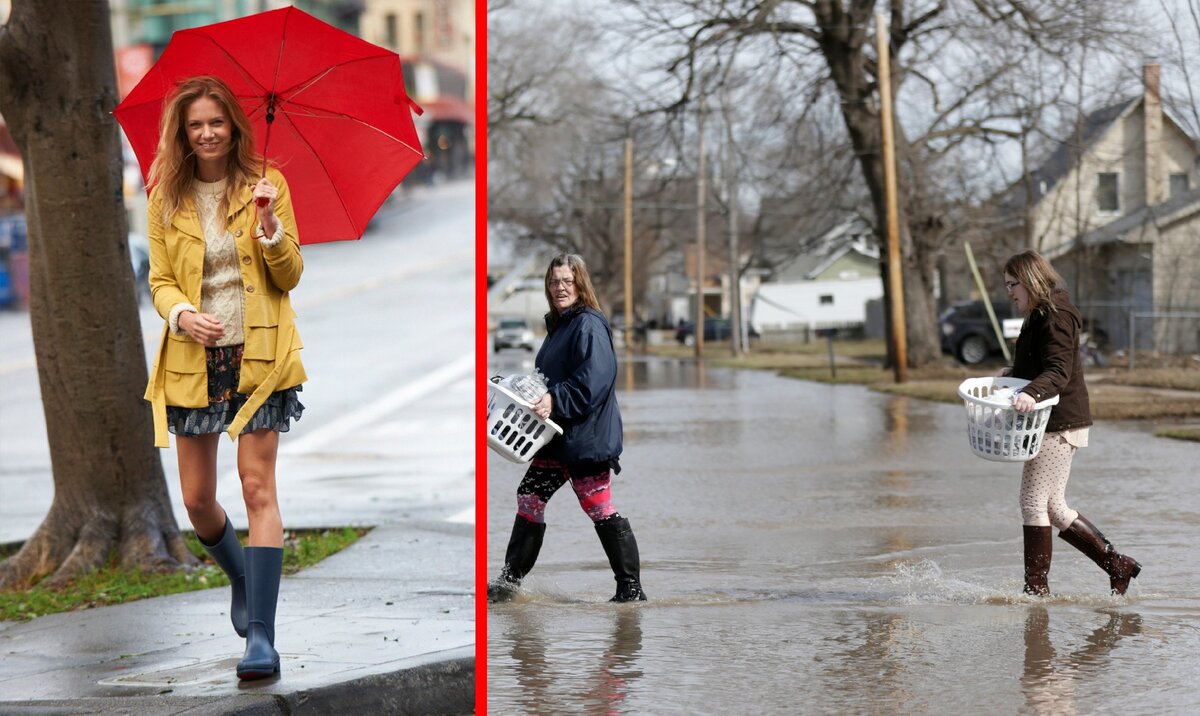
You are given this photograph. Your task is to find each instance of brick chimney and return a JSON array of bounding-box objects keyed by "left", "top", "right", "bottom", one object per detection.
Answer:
[{"left": 1144, "top": 63, "right": 1164, "bottom": 206}]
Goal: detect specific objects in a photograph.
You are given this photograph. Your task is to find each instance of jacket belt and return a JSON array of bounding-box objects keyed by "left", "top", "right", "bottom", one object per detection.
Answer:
[{"left": 149, "top": 324, "right": 171, "bottom": 448}]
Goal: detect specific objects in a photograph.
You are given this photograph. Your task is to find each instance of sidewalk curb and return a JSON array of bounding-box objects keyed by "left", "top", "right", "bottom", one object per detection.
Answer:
[
  {"left": 0, "top": 651, "right": 473, "bottom": 716},
  {"left": 233, "top": 652, "right": 474, "bottom": 716}
]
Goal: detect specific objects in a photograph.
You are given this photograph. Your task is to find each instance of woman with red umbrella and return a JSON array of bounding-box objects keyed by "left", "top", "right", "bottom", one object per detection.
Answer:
[{"left": 142, "top": 76, "right": 306, "bottom": 680}]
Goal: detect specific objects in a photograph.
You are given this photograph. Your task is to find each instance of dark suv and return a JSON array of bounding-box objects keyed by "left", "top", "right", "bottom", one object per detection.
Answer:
[{"left": 939, "top": 300, "right": 1015, "bottom": 364}]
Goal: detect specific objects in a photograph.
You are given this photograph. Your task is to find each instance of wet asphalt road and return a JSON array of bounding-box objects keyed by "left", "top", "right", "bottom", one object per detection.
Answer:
[{"left": 487, "top": 354, "right": 1200, "bottom": 714}]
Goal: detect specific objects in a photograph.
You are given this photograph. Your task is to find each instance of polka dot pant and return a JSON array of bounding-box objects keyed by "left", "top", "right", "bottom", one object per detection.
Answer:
[{"left": 1020, "top": 431, "right": 1081, "bottom": 529}]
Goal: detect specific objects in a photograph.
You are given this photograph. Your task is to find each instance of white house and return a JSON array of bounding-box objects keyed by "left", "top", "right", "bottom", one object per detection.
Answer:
[{"left": 749, "top": 218, "right": 883, "bottom": 338}]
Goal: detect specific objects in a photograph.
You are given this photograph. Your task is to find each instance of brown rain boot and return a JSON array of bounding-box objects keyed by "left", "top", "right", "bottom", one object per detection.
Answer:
[
  {"left": 1058, "top": 514, "right": 1142, "bottom": 595},
  {"left": 1023, "top": 525, "right": 1053, "bottom": 596}
]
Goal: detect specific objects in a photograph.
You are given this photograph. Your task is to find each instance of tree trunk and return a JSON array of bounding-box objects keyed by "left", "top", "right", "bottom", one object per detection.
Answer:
[
  {"left": 0, "top": 0, "right": 195, "bottom": 588},
  {"left": 815, "top": 3, "right": 941, "bottom": 368}
]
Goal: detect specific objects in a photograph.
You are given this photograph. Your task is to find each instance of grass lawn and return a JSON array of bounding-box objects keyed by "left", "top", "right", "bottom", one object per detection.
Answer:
[
  {"left": 0, "top": 526, "right": 369, "bottom": 622},
  {"left": 644, "top": 338, "right": 1200, "bottom": 424}
]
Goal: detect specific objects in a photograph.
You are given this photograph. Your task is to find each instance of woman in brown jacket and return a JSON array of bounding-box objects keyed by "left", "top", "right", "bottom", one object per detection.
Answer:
[{"left": 1001, "top": 251, "right": 1140, "bottom": 596}]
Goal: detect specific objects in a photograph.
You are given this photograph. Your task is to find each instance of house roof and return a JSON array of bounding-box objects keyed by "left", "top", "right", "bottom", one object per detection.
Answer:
[
  {"left": 773, "top": 217, "right": 879, "bottom": 282},
  {"left": 1066, "top": 183, "right": 1200, "bottom": 253},
  {"left": 1003, "top": 99, "right": 1137, "bottom": 211}
]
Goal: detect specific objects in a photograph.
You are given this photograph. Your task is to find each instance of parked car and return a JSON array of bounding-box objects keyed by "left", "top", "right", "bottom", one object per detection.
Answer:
[
  {"left": 493, "top": 316, "right": 535, "bottom": 352},
  {"left": 939, "top": 300, "right": 1017, "bottom": 364},
  {"left": 675, "top": 318, "right": 758, "bottom": 346},
  {"left": 128, "top": 232, "right": 151, "bottom": 305}
]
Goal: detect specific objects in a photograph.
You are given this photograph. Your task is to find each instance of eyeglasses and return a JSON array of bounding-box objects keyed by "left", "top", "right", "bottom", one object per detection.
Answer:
[
  {"left": 549, "top": 278, "right": 575, "bottom": 288},
  {"left": 1004, "top": 281, "right": 1021, "bottom": 291}
]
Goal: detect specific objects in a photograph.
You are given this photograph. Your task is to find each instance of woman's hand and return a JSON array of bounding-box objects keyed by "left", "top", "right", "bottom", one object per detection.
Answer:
[
  {"left": 1012, "top": 392, "right": 1037, "bottom": 414},
  {"left": 179, "top": 311, "right": 225, "bottom": 346},
  {"left": 533, "top": 393, "right": 552, "bottom": 420},
  {"left": 995, "top": 366, "right": 1012, "bottom": 378},
  {"left": 253, "top": 176, "right": 280, "bottom": 238}
]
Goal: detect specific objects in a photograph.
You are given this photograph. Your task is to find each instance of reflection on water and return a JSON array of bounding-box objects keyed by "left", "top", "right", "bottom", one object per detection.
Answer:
[
  {"left": 489, "top": 360, "right": 1200, "bottom": 713},
  {"left": 1022, "top": 608, "right": 1144, "bottom": 715}
]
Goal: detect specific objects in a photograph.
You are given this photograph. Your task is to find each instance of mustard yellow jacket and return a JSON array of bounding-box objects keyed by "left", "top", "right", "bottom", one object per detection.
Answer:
[{"left": 143, "top": 167, "right": 306, "bottom": 448}]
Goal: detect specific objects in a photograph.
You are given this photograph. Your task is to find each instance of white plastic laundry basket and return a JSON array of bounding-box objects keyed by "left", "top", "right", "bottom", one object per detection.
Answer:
[
  {"left": 486, "top": 379, "right": 562, "bottom": 463},
  {"left": 957, "top": 377, "right": 1060, "bottom": 462}
]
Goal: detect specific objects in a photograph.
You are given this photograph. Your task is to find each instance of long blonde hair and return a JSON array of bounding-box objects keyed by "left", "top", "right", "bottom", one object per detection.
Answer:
[
  {"left": 544, "top": 253, "right": 603, "bottom": 331},
  {"left": 146, "top": 76, "right": 262, "bottom": 223},
  {"left": 1004, "top": 250, "right": 1064, "bottom": 315}
]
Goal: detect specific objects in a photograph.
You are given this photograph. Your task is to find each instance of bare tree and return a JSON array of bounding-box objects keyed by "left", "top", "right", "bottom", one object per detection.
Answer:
[
  {"left": 0, "top": 0, "right": 194, "bottom": 588},
  {"left": 621, "top": 0, "right": 1143, "bottom": 366}
]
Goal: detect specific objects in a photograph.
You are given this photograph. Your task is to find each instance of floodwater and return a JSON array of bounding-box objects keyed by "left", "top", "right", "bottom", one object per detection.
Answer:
[{"left": 487, "top": 354, "right": 1200, "bottom": 714}]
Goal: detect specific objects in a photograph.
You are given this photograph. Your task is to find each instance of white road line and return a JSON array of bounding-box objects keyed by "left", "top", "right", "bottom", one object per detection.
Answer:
[
  {"left": 296, "top": 249, "right": 473, "bottom": 308},
  {"left": 0, "top": 358, "right": 35, "bottom": 375},
  {"left": 445, "top": 506, "right": 475, "bottom": 524},
  {"left": 279, "top": 354, "right": 474, "bottom": 456}
]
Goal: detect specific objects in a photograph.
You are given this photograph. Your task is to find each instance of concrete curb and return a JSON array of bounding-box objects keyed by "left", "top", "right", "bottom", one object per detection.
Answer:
[{"left": 0, "top": 652, "right": 474, "bottom": 716}]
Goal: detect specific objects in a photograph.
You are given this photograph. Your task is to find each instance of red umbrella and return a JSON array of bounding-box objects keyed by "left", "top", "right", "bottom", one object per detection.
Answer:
[{"left": 114, "top": 6, "right": 424, "bottom": 244}]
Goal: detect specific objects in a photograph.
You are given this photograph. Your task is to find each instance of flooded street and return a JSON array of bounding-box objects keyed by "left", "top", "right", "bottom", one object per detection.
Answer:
[{"left": 487, "top": 355, "right": 1200, "bottom": 714}]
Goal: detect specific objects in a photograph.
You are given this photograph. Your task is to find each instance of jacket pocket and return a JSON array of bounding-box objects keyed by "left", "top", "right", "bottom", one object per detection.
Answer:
[
  {"left": 245, "top": 294, "right": 279, "bottom": 328},
  {"left": 163, "top": 335, "right": 208, "bottom": 408},
  {"left": 243, "top": 325, "right": 278, "bottom": 360}
]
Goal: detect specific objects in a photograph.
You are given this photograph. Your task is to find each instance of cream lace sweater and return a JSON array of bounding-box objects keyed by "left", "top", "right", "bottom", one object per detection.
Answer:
[{"left": 167, "top": 178, "right": 286, "bottom": 343}]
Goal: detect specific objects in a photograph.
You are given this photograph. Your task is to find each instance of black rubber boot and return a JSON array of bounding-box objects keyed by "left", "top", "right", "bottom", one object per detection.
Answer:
[
  {"left": 594, "top": 515, "right": 647, "bottom": 602},
  {"left": 1023, "top": 525, "right": 1052, "bottom": 596},
  {"left": 237, "top": 546, "right": 283, "bottom": 680},
  {"left": 198, "top": 513, "right": 248, "bottom": 637},
  {"left": 1058, "top": 514, "right": 1142, "bottom": 595},
  {"left": 487, "top": 516, "right": 546, "bottom": 603}
]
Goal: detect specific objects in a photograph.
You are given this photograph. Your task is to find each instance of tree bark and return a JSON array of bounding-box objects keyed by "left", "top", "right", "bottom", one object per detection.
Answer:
[
  {"left": 815, "top": 1, "right": 941, "bottom": 367},
  {"left": 0, "top": 0, "right": 195, "bottom": 588}
]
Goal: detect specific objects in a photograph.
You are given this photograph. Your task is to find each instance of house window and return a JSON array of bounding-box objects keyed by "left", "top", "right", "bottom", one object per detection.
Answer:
[
  {"left": 385, "top": 13, "right": 398, "bottom": 48},
  {"left": 819, "top": 295, "right": 834, "bottom": 305},
  {"left": 1170, "top": 173, "right": 1189, "bottom": 198},
  {"left": 1096, "top": 173, "right": 1119, "bottom": 213}
]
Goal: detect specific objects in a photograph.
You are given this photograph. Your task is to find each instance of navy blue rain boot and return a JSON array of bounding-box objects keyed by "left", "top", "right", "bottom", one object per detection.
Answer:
[
  {"left": 237, "top": 546, "right": 283, "bottom": 680},
  {"left": 198, "top": 514, "right": 248, "bottom": 637}
]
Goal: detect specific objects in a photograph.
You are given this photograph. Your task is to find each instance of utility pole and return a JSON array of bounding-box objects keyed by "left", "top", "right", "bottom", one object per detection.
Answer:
[
  {"left": 695, "top": 93, "right": 707, "bottom": 358},
  {"left": 624, "top": 136, "right": 634, "bottom": 350},
  {"left": 876, "top": 12, "right": 907, "bottom": 383},
  {"left": 724, "top": 107, "right": 741, "bottom": 357}
]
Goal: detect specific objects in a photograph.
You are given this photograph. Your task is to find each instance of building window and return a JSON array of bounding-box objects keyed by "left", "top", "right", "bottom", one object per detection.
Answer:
[
  {"left": 385, "top": 13, "right": 398, "bottom": 49},
  {"left": 1096, "top": 173, "right": 1119, "bottom": 213},
  {"left": 1170, "top": 173, "right": 1189, "bottom": 199},
  {"left": 819, "top": 294, "right": 834, "bottom": 305},
  {"left": 414, "top": 11, "right": 426, "bottom": 53}
]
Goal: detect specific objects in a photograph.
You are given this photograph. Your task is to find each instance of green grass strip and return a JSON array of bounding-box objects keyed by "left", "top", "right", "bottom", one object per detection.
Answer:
[
  {"left": 1154, "top": 426, "right": 1200, "bottom": 442},
  {"left": 0, "top": 526, "right": 369, "bottom": 622}
]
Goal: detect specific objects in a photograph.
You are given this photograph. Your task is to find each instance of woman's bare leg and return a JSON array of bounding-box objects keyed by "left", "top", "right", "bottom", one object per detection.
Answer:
[
  {"left": 237, "top": 428, "right": 283, "bottom": 547},
  {"left": 177, "top": 432, "right": 225, "bottom": 541}
]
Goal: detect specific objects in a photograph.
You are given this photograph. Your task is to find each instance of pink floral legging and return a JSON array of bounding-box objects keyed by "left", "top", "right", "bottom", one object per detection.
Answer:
[
  {"left": 516, "top": 458, "right": 618, "bottom": 524},
  {"left": 1020, "top": 432, "right": 1081, "bottom": 529}
]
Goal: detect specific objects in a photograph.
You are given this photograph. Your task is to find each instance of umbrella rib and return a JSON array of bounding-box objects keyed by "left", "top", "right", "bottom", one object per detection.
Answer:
[
  {"left": 277, "top": 100, "right": 423, "bottom": 152},
  {"left": 277, "top": 116, "right": 363, "bottom": 238},
  {"left": 184, "top": 29, "right": 270, "bottom": 95},
  {"left": 273, "top": 55, "right": 398, "bottom": 103}
]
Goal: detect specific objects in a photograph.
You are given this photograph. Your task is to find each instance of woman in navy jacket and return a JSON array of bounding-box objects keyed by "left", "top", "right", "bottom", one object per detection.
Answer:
[{"left": 488, "top": 254, "right": 647, "bottom": 603}]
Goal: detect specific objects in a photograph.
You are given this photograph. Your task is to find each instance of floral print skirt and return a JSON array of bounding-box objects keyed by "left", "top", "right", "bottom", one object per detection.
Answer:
[{"left": 166, "top": 344, "right": 304, "bottom": 437}]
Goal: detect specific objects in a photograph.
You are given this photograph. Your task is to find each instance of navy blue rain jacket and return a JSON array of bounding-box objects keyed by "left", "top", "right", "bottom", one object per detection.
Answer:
[{"left": 534, "top": 305, "right": 623, "bottom": 465}]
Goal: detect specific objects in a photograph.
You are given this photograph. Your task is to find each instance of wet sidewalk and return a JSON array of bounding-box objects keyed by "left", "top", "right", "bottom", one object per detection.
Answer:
[{"left": 0, "top": 521, "right": 473, "bottom": 715}]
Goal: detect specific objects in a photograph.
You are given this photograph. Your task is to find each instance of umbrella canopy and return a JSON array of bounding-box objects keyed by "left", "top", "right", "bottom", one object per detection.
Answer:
[{"left": 115, "top": 7, "right": 424, "bottom": 244}]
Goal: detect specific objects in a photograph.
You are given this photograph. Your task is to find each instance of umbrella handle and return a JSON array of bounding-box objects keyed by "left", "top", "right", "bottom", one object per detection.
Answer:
[{"left": 257, "top": 94, "right": 277, "bottom": 208}]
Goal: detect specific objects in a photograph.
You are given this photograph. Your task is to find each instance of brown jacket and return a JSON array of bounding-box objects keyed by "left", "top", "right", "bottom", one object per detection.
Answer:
[{"left": 1010, "top": 289, "right": 1092, "bottom": 432}]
